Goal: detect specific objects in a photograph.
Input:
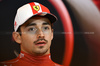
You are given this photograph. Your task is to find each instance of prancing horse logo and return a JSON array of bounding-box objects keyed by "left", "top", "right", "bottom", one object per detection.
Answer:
[{"left": 33, "top": 5, "right": 40, "bottom": 11}]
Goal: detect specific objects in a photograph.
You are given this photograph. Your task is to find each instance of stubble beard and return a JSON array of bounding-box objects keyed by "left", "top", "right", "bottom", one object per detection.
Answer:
[{"left": 33, "top": 46, "right": 49, "bottom": 56}]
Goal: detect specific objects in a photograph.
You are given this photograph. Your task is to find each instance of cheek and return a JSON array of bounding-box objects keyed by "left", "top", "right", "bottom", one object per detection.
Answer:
[
  {"left": 22, "top": 35, "right": 33, "bottom": 41},
  {"left": 21, "top": 34, "right": 36, "bottom": 47},
  {"left": 45, "top": 33, "right": 53, "bottom": 41}
]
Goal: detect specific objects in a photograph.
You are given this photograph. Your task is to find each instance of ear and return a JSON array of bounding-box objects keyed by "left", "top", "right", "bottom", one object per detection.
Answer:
[
  {"left": 12, "top": 32, "right": 22, "bottom": 44},
  {"left": 51, "top": 29, "right": 54, "bottom": 40}
]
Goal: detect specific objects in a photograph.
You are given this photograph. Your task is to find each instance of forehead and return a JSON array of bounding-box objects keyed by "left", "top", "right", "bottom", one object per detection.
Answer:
[{"left": 22, "top": 16, "right": 51, "bottom": 26}]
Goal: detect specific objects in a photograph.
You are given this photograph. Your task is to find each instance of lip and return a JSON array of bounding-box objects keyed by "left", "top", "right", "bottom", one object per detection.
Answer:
[{"left": 35, "top": 41, "right": 46, "bottom": 46}]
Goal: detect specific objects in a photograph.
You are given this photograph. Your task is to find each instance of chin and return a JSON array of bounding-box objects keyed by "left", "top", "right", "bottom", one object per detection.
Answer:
[{"left": 35, "top": 48, "right": 49, "bottom": 55}]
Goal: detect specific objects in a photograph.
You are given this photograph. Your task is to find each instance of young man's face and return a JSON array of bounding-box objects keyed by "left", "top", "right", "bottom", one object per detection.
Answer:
[{"left": 14, "top": 16, "right": 53, "bottom": 56}]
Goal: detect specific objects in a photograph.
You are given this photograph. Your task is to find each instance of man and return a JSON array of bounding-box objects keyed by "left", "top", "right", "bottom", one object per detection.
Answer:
[{"left": 0, "top": 2, "right": 63, "bottom": 66}]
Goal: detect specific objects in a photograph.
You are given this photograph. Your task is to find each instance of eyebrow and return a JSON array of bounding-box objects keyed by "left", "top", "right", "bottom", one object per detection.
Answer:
[
  {"left": 25, "top": 23, "right": 36, "bottom": 27},
  {"left": 25, "top": 22, "right": 50, "bottom": 27},
  {"left": 42, "top": 22, "right": 50, "bottom": 25}
]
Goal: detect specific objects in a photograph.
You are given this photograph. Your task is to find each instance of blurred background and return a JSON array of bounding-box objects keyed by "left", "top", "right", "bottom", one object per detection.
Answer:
[{"left": 0, "top": 0, "right": 100, "bottom": 66}]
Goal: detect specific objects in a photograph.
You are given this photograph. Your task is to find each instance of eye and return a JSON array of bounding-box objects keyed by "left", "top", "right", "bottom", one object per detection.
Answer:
[
  {"left": 43, "top": 26, "right": 50, "bottom": 30},
  {"left": 28, "top": 27, "right": 36, "bottom": 31}
]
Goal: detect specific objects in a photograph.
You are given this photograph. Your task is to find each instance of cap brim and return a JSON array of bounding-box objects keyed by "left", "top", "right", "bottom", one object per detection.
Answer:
[
  {"left": 44, "top": 13, "right": 57, "bottom": 23},
  {"left": 18, "top": 12, "right": 57, "bottom": 30},
  {"left": 31, "top": 12, "right": 57, "bottom": 24}
]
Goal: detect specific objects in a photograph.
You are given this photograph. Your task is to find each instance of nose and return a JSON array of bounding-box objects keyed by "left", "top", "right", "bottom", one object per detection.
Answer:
[{"left": 37, "top": 29, "right": 45, "bottom": 39}]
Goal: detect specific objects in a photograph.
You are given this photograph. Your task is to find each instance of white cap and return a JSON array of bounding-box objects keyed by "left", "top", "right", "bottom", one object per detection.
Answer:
[{"left": 14, "top": 2, "right": 57, "bottom": 32}]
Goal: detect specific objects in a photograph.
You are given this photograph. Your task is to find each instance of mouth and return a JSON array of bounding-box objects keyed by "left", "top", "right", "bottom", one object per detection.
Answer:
[{"left": 35, "top": 41, "right": 46, "bottom": 46}]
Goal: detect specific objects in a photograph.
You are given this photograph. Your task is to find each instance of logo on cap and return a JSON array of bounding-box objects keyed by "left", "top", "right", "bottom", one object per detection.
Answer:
[
  {"left": 33, "top": 5, "right": 40, "bottom": 11},
  {"left": 14, "top": 21, "right": 17, "bottom": 29}
]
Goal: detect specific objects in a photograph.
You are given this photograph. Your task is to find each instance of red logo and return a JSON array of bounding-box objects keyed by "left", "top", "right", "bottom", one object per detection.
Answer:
[{"left": 14, "top": 21, "right": 17, "bottom": 28}]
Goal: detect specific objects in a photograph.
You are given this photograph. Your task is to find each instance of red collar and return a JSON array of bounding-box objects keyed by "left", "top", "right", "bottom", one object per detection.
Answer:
[{"left": 19, "top": 51, "right": 51, "bottom": 63}]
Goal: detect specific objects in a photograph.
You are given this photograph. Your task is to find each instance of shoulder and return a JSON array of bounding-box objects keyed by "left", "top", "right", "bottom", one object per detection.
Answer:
[{"left": 0, "top": 57, "right": 20, "bottom": 66}]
